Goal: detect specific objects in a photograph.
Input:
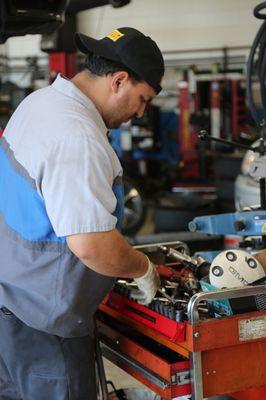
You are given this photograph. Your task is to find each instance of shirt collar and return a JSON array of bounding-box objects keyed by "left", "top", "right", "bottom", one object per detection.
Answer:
[{"left": 51, "top": 74, "right": 108, "bottom": 134}]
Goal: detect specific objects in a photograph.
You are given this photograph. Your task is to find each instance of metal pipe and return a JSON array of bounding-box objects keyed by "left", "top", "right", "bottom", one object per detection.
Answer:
[
  {"left": 95, "top": 337, "right": 109, "bottom": 400},
  {"left": 188, "top": 284, "right": 266, "bottom": 324},
  {"left": 198, "top": 130, "right": 257, "bottom": 151}
]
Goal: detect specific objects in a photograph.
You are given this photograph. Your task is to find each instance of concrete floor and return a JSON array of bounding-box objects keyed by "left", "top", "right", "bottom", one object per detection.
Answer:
[{"left": 104, "top": 358, "right": 147, "bottom": 391}]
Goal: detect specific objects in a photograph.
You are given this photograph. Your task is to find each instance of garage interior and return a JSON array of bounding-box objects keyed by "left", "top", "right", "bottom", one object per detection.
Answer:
[{"left": 1, "top": 1, "right": 266, "bottom": 399}]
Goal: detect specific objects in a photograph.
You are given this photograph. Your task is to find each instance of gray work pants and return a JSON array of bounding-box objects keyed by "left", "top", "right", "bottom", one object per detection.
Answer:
[{"left": 0, "top": 308, "right": 97, "bottom": 400}]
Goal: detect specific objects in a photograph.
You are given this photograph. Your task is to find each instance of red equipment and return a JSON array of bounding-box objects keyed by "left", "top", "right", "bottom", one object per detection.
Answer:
[
  {"left": 97, "top": 244, "right": 266, "bottom": 400},
  {"left": 49, "top": 52, "right": 76, "bottom": 81}
]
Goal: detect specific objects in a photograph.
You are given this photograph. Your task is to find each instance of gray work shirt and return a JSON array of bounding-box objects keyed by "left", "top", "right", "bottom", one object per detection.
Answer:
[{"left": 0, "top": 74, "right": 123, "bottom": 337}]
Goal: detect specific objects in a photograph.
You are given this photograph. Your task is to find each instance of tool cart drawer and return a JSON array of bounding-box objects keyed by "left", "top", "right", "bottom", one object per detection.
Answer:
[
  {"left": 107, "top": 290, "right": 187, "bottom": 342},
  {"left": 97, "top": 313, "right": 191, "bottom": 400}
]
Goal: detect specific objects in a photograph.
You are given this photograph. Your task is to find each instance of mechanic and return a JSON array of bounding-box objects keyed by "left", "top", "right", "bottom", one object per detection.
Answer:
[{"left": 0, "top": 27, "right": 164, "bottom": 400}]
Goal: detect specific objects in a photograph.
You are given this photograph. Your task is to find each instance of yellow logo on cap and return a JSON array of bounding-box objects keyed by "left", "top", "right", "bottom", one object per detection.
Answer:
[{"left": 107, "top": 29, "right": 124, "bottom": 42}]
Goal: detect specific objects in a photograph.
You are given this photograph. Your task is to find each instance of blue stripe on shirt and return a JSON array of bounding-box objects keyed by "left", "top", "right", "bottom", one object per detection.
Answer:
[
  {"left": 112, "top": 180, "right": 124, "bottom": 231},
  {"left": 0, "top": 146, "right": 65, "bottom": 243}
]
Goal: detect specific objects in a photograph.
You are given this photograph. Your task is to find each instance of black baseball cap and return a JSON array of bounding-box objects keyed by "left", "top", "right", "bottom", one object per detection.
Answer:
[{"left": 74, "top": 27, "right": 164, "bottom": 94}]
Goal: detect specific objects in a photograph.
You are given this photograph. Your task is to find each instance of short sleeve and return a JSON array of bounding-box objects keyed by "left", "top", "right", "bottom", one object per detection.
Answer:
[{"left": 39, "top": 133, "right": 119, "bottom": 237}]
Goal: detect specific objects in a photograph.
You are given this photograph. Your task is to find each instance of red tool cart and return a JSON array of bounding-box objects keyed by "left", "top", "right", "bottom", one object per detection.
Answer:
[{"left": 97, "top": 273, "right": 266, "bottom": 399}]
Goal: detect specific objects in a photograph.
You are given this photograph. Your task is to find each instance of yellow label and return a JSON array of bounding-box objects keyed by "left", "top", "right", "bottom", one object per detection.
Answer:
[{"left": 107, "top": 29, "right": 124, "bottom": 42}]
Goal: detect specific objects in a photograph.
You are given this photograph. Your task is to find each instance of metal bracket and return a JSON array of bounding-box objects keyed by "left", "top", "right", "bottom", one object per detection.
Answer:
[
  {"left": 188, "top": 284, "right": 266, "bottom": 324},
  {"left": 171, "top": 370, "right": 191, "bottom": 386}
]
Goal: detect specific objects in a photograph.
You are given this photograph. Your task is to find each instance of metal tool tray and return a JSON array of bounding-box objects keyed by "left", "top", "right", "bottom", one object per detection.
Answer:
[{"left": 107, "top": 290, "right": 186, "bottom": 342}]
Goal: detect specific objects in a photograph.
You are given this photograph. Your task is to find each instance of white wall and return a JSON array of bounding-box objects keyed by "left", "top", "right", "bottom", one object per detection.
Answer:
[
  {"left": 78, "top": 0, "right": 261, "bottom": 52},
  {"left": 4, "top": 35, "right": 43, "bottom": 58},
  {"left": 0, "top": 35, "right": 47, "bottom": 87}
]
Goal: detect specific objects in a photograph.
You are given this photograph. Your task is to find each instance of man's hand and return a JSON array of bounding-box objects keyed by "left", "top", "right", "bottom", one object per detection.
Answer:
[{"left": 131, "top": 256, "right": 160, "bottom": 305}]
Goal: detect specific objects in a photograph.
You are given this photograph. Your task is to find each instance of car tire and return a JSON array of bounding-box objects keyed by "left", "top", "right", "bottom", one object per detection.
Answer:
[{"left": 122, "top": 176, "right": 147, "bottom": 236}]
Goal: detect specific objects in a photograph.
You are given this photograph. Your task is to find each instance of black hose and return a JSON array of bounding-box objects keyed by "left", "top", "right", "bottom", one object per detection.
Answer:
[
  {"left": 246, "top": 8, "right": 266, "bottom": 123},
  {"left": 254, "top": 2, "right": 266, "bottom": 19},
  {"left": 258, "top": 31, "right": 266, "bottom": 109},
  {"left": 246, "top": 3, "right": 266, "bottom": 124}
]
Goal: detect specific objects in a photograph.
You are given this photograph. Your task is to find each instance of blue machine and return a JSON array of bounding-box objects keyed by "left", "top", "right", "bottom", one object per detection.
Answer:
[
  {"left": 109, "top": 110, "right": 180, "bottom": 165},
  {"left": 189, "top": 209, "right": 266, "bottom": 262},
  {"left": 189, "top": 210, "right": 266, "bottom": 236}
]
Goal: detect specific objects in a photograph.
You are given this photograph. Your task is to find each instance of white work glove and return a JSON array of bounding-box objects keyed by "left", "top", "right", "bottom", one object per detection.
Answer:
[{"left": 131, "top": 256, "right": 161, "bottom": 305}]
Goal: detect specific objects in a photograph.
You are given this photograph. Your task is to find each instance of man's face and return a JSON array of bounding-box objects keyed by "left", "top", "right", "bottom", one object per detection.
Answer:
[{"left": 105, "top": 80, "right": 156, "bottom": 129}]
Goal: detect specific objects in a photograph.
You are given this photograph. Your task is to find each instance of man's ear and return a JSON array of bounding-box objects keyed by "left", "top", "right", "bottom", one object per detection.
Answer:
[{"left": 110, "top": 71, "right": 129, "bottom": 93}]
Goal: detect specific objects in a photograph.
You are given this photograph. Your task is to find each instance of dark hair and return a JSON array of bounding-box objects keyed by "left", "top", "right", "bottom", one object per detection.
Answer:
[{"left": 84, "top": 51, "right": 143, "bottom": 84}]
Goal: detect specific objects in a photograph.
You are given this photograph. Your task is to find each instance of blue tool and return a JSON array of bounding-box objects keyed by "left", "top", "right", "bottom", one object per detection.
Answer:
[{"left": 189, "top": 210, "right": 266, "bottom": 236}]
